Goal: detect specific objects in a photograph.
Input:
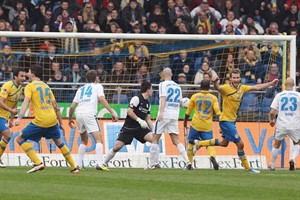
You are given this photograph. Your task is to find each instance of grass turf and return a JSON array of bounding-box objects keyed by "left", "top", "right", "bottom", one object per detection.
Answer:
[{"left": 0, "top": 167, "right": 299, "bottom": 200}]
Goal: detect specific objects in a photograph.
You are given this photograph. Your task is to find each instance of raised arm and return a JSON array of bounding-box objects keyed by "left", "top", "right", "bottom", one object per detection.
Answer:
[
  {"left": 250, "top": 79, "right": 279, "bottom": 91},
  {"left": 212, "top": 76, "right": 222, "bottom": 92}
]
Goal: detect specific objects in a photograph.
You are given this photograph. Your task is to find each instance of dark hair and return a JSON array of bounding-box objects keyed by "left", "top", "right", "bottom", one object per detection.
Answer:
[
  {"left": 30, "top": 65, "right": 43, "bottom": 79},
  {"left": 230, "top": 68, "right": 241, "bottom": 77},
  {"left": 86, "top": 70, "right": 97, "bottom": 83},
  {"left": 13, "top": 67, "right": 25, "bottom": 78},
  {"left": 200, "top": 79, "right": 210, "bottom": 90},
  {"left": 141, "top": 81, "right": 152, "bottom": 93}
]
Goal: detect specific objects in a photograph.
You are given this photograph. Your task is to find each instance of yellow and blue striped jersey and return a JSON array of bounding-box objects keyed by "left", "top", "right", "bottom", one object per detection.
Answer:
[
  {"left": 25, "top": 80, "right": 57, "bottom": 127},
  {"left": 186, "top": 91, "right": 221, "bottom": 132},
  {"left": 0, "top": 80, "right": 23, "bottom": 120},
  {"left": 220, "top": 84, "right": 252, "bottom": 121}
]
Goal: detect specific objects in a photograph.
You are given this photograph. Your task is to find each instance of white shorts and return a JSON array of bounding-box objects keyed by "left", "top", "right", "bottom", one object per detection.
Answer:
[
  {"left": 274, "top": 128, "right": 300, "bottom": 142},
  {"left": 153, "top": 119, "right": 179, "bottom": 135},
  {"left": 76, "top": 114, "right": 101, "bottom": 134}
]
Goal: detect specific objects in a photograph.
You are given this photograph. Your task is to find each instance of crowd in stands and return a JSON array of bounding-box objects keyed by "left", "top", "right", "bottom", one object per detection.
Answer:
[{"left": 0, "top": 0, "right": 299, "bottom": 96}]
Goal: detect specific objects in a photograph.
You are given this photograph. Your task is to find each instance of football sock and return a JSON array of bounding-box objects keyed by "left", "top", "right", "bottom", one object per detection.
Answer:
[
  {"left": 77, "top": 144, "right": 86, "bottom": 168},
  {"left": 0, "top": 138, "right": 8, "bottom": 158},
  {"left": 290, "top": 144, "right": 300, "bottom": 162},
  {"left": 271, "top": 147, "right": 280, "bottom": 164},
  {"left": 238, "top": 151, "right": 250, "bottom": 171},
  {"left": 95, "top": 143, "right": 104, "bottom": 166},
  {"left": 104, "top": 149, "right": 116, "bottom": 166},
  {"left": 150, "top": 144, "right": 159, "bottom": 166},
  {"left": 199, "top": 138, "right": 218, "bottom": 147},
  {"left": 207, "top": 146, "right": 216, "bottom": 157},
  {"left": 19, "top": 140, "right": 41, "bottom": 165},
  {"left": 187, "top": 143, "right": 194, "bottom": 164},
  {"left": 177, "top": 143, "right": 189, "bottom": 163},
  {"left": 58, "top": 143, "right": 76, "bottom": 170}
]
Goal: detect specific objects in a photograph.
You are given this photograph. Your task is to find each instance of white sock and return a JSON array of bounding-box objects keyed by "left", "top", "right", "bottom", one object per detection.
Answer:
[
  {"left": 104, "top": 149, "right": 116, "bottom": 166},
  {"left": 290, "top": 144, "right": 300, "bottom": 161},
  {"left": 271, "top": 147, "right": 280, "bottom": 164},
  {"left": 95, "top": 143, "right": 103, "bottom": 166},
  {"left": 77, "top": 144, "right": 86, "bottom": 168},
  {"left": 177, "top": 143, "right": 189, "bottom": 163},
  {"left": 150, "top": 144, "right": 159, "bottom": 166}
]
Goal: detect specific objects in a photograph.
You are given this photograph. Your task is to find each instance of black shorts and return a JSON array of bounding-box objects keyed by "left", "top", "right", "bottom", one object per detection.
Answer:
[{"left": 117, "top": 126, "right": 151, "bottom": 145}]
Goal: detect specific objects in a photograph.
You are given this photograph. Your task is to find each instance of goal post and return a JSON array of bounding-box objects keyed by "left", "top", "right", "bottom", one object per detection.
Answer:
[{"left": 0, "top": 31, "right": 296, "bottom": 169}]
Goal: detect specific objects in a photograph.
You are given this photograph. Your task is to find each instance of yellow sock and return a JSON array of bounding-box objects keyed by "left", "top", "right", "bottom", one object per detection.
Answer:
[
  {"left": 59, "top": 144, "right": 76, "bottom": 170},
  {"left": 239, "top": 155, "right": 250, "bottom": 171},
  {"left": 207, "top": 146, "right": 216, "bottom": 157},
  {"left": 0, "top": 139, "right": 8, "bottom": 158},
  {"left": 199, "top": 139, "right": 216, "bottom": 147},
  {"left": 187, "top": 143, "right": 194, "bottom": 164},
  {"left": 20, "top": 142, "right": 41, "bottom": 165}
]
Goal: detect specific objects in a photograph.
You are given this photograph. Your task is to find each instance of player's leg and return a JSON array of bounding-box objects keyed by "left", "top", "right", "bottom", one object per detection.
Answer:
[
  {"left": 104, "top": 140, "right": 126, "bottom": 167},
  {"left": 186, "top": 126, "right": 199, "bottom": 168},
  {"left": 0, "top": 120, "right": 11, "bottom": 167},
  {"left": 202, "top": 131, "right": 219, "bottom": 170},
  {"left": 77, "top": 131, "right": 88, "bottom": 169},
  {"left": 90, "top": 130, "right": 108, "bottom": 170},
  {"left": 148, "top": 120, "right": 164, "bottom": 169},
  {"left": 288, "top": 130, "right": 300, "bottom": 171},
  {"left": 50, "top": 125, "right": 78, "bottom": 174},
  {"left": 16, "top": 123, "right": 44, "bottom": 172},
  {"left": 269, "top": 138, "right": 282, "bottom": 170}
]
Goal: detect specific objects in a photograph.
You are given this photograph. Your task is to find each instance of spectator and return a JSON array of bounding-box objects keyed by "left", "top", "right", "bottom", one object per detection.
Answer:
[
  {"left": 49, "top": 70, "right": 67, "bottom": 102},
  {"left": 260, "top": 4, "right": 287, "bottom": 32},
  {"left": 107, "top": 61, "right": 131, "bottom": 83},
  {"left": 103, "top": 9, "right": 127, "bottom": 32},
  {"left": 78, "top": 2, "right": 97, "bottom": 24},
  {"left": 220, "top": 23, "right": 242, "bottom": 35},
  {"left": 245, "top": 15, "right": 264, "bottom": 35},
  {"left": 217, "top": 11, "right": 246, "bottom": 34},
  {"left": 3, "top": 0, "right": 29, "bottom": 23},
  {"left": 169, "top": 0, "right": 192, "bottom": 31},
  {"left": 194, "top": 61, "right": 218, "bottom": 85},
  {"left": 172, "top": 49, "right": 194, "bottom": 78},
  {"left": 127, "top": 41, "right": 150, "bottom": 74},
  {"left": 12, "top": 10, "right": 33, "bottom": 31},
  {"left": 220, "top": 53, "right": 238, "bottom": 84},
  {"left": 283, "top": 2, "right": 300, "bottom": 30},
  {"left": 240, "top": 0, "right": 262, "bottom": 24},
  {"left": 105, "top": 45, "right": 126, "bottom": 71},
  {"left": 120, "top": 0, "right": 144, "bottom": 9},
  {"left": 65, "top": 62, "right": 86, "bottom": 86},
  {"left": 35, "top": 9, "right": 55, "bottom": 32},
  {"left": 148, "top": 22, "right": 159, "bottom": 33},
  {"left": 60, "top": 21, "right": 79, "bottom": 54},
  {"left": 98, "top": 1, "right": 115, "bottom": 26},
  {"left": 158, "top": 24, "right": 168, "bottom": 34},
  {"left": 193, "top": 11, "right": 216, "bottom": 34},
  {"left": 239, "top": 49, "right": 262, "bottom": 84},
  {"left": 96, "top": 63, "right": 108, "bottom": 83},
  {"left": 0, "top": 6, "right": 9, "bottom": 22},
  {"left": 190, "top": 0, "right": 221, "bottom": 21},
  {"left": 219, "top": 0, "right": 239, "bottom": 19},
  {"left": 47, "top": 62, "right": 63, "bottom": 82},
  {"left": 148, "top": 5, "right": 169, "bottom": 27},
  {"left": 52, "top": 0, "right": 74, "bottom": 22},
  {"left": 121, "top": 0, "right": 145, "bottom": 31},
  {"left": 18, "top": 47, "right": 38, "bottom": 73},
  {"left": 0, "top": 44, "right": 17, "bottom": 81},
  {"left": 134, "top": 63, "right": 151, "bottom": 83}
]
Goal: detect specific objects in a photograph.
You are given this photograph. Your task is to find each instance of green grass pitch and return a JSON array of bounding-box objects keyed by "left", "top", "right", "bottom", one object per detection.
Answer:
[{"left": 0, "top": 167, "right": 299, "bottom": 200}]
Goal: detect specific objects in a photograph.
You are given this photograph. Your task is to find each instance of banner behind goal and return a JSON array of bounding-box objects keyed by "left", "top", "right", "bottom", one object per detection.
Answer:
[{"left": 0, "top": 32, "right": 296, "bottom": 169}]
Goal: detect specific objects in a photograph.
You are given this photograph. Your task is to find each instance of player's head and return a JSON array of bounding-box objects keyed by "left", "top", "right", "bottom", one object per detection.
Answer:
[
  {"left": 229, "top": 68, "right": 241, "bottom": 87},
  {"left": 13, "top": 68, "right": 26, "bottom": 86},
  {"left": 203, "top": 72, "right": 211, "bottom": 81},
  {"left": 200, "top": 79, "right": 210, "bottom": 90},
  {"left": 285, "top": 77, "right": 294, "bottom": 89},
  {"left": 86, "top": 70, "right": 97, "bottom": 83},
  {"left": 28, "top": 65, "right": 43, "bottom": 82},
  {"left": 141, "top": 81, "right": 153, "bottom": 97},
  {"left": 160, "top": 67, "right": 172, "bottom": 80}
]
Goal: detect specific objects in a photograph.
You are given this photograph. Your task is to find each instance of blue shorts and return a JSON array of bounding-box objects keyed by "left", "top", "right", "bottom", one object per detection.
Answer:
[
  {"left": 0, "top": 117, "right": 9, "bottom": 133},
  {"left": 20, "top": 122, "right": 61, "bottom": 143},
  {"left": 219, "top": 121, "right": 241, "bottom": 143},
  {"left": 188, "top": 126, "right": 213, "bottom": 143}
]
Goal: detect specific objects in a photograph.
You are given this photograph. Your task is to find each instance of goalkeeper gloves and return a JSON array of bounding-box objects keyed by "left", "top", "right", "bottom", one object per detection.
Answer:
[{"left": 136, "top": 117, "right": 148, "bottom": 129}]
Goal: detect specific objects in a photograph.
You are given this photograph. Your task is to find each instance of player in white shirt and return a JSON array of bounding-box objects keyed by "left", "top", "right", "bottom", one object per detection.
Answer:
[
  {"left": 68, "top": 70, "right": 118, "bottom": 171},
  {"left": 269, "top": 77, "right": 300, "bottom": 171},
  {"left": 147, "top": 67, "right": 190, "bottom": 169}
]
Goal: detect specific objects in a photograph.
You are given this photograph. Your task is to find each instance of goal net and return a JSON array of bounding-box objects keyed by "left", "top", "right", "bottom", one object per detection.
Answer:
[{"left": 0, "top": 31, "right": 296, "bottom": 169}]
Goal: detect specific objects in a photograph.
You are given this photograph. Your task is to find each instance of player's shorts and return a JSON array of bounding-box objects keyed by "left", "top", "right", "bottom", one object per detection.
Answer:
[
  {"left": 188, "top": 126, "right": 213, "bottom": 143},
  {"left": 219, "top": 121, "right": 241, "bottom": 143},
  {"left": 117, "top": 126, "right": 151, "bottom": 145},
  {"left": 274, "top": 128, "right": 300, "bottom": 142},
  {"left": 153, "top": 118, "right": 179, "bottom": 135},
  {"left": 0, "top": 117, "right": 9, "bottom": 133},
  {"left": 20, "top": 122, "right": 61, "bottom": 143},
  {"left": 76, "top": 114, "right": 101, "bottom": 133}
]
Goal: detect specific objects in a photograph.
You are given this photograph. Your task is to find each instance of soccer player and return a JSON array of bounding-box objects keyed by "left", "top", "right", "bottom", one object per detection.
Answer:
[
  {"left": 104, "top": 81, "right": 153, "bottom": 167},
  {"left": 269, "top": 77, "right": 300, "bottom": 171},
  {"left": 68, "top": 70, "right": 118, "bottom": 171},
  {"left": 183, "top": 79, "right": 221, "bottom": 170},
  {"left": 15, "top": 65, "right": 79, "bottom": 174},
  {"left": 147, "top": 67, "right": 190, "bottom": 169},
  {"left": 0, "top": 68, "right": 26, "bottom": 167},
  {"left": 195, "top": 68, "right": 278, "bottom": 173}
]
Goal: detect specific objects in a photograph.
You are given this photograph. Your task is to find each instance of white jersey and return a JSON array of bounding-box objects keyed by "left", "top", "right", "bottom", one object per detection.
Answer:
[
  {"left": 270, "top": 90, "right": 300, "bottom": 130},
  {"left": 73, "top": 83, "right": 105, "bottom": 115},
  {"left": 158, "top": 80, "right": 182, "bottom": 120}
]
